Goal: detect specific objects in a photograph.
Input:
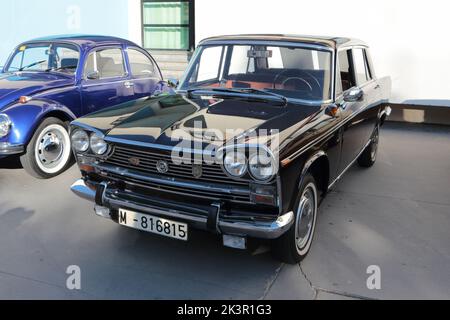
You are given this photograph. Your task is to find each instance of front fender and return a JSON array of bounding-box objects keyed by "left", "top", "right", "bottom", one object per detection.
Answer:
[{"left": 0, "top": 99, "right": 76, "bottom": 145}]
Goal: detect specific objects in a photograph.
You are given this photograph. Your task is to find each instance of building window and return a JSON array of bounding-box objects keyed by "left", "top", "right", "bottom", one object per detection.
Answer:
[{"left": 142, "top": 0, "right": 194, "bottom": 51}]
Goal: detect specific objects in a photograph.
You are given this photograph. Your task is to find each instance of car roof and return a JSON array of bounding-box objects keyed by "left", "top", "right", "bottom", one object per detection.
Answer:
[
  {"left": 199, "top": 34, "right": 367, "bottom": 49},
  {"left": 22, "top": 34, "right": 138, "bottom": 49}
]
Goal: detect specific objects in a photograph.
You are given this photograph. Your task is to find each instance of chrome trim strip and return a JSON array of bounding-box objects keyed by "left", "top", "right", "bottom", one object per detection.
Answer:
[
  {"left": 328, "top": 139, "right": 372, "bottom": 189},
  {"left": 0, "top": 142, "right": 24, "bottom": 155},
  {"left": 94, "top": 163, "right": 250, "bottom": 196},
  {"left": 103, "top": 136, "right": 216, "bottom": 156}
]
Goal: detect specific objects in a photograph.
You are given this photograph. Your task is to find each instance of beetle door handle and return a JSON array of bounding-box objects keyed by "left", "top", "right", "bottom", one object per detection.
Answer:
[{"left": 124, "top": 81, "right": 134, "bottom": 88}]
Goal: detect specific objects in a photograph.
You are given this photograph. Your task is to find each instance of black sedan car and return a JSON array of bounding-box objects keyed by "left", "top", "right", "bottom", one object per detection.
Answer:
[{"left": 70, "top": 35, "right": 391, "bottom": 263}]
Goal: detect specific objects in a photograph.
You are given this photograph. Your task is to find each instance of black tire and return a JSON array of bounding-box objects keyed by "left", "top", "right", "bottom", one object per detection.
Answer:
[
  {"left": 20, "top": 117, "right": 73, "bottom": 179},
  {"left": 271, "top": 173, "right": 318, "bottom": 264},
  {"left": 357, "top": 125, "right": 380, "bottom": 168}
]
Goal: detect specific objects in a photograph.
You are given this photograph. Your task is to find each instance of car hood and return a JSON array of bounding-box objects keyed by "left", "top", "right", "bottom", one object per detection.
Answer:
[
  {"left": 0, "top": 72, "right": 74, "bottom": 110},
  {"left": 75, "top": 94, "right": 321, "bottom": 148}
]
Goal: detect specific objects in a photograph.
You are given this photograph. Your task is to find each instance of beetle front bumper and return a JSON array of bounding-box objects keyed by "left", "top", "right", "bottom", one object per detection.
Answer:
[
  {"left": 70, "top": 179, "right": 294, "bottom": 240},
  {"left": 0, "top": 142, "right": 24, "bottom": 156}
]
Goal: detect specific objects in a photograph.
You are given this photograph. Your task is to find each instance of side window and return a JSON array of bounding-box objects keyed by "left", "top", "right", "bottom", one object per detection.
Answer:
[
  {"left": 352, "top": 48, "right": 371, "bottom": 85},
  {"left": 229, "top": 46, "right": 254, "bottom": 75},
  {"left": 195, "top": 46, "right": 223, "bottom": 82},
  {"left": 127, "top": 48, "right": 157, "bottom": 78},
  {"left": 338, "top": 49, "right": 355, "bottom": 92},
  {"left": 84, "top": 48, "right": 126, "bottom": 79}
]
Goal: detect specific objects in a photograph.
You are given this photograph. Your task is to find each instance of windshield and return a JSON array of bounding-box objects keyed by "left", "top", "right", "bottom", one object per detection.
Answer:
[
  {"left": 180, "top": 44, "right": 333, "bottom": 101},
  {"left": 5, "top": 42, "right": 80, "bottom": 74}
]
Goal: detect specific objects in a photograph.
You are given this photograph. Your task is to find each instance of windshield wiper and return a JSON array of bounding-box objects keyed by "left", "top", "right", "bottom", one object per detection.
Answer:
[
  {"left": 19, "top": 60, "right": 47, "bottom": 71},
  {"left": 46, "top": 65, "right": 78, "bottom": 72},
  {"left": 187, "top": 87, "right": 288, "bottom": 106}
]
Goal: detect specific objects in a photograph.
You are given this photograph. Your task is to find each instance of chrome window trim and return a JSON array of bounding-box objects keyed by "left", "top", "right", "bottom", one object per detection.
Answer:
[
  {"left": 181, "top": 40, "right": 335, "bottom": 104},
  {"left": 82, "top": 45, "right": 129, "bottom": 81}
]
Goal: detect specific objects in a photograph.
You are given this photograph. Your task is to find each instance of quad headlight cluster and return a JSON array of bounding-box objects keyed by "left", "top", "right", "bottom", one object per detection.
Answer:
[
  {"left": 0, "top": 114, "right": 11, "bottom": 138},
  {"left": 71, "top": 129, "right": 108, "bottom": 155},
  {"left": 221, "top": 147, "right": 278, "bottom": 182}
]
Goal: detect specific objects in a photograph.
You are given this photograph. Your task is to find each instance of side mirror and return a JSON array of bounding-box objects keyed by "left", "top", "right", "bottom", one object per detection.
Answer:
[
  {"left": 86, "top": 70, "right": 100, "bottom": 80},
  {"left": 0, "top": 66, "right": 3, "bottom": 73},
  {"left": 167, "top": 78, "right": 179, "bottom": 88},
  {"left": 343, "top": 87, "right": 363, "bottom": 102}
]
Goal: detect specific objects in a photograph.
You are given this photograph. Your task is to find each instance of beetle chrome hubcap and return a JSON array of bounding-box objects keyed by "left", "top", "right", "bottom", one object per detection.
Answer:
[
  {"left": 38, "top": 131, "right": 63, "bottom": 164},
  {"left": 34, "top": 124, "right": 71, "bottom": 173},
  {"left": 295, "top": 185, "right": 317, "bottom": 251}
]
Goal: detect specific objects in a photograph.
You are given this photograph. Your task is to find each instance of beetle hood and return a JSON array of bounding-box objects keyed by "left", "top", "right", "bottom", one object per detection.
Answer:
[
  {"left": 0, "top": 72, "right": 74, "bottom": 110},
  {"left": 74, "top": 94, "right": 322, "bottom": 149}
]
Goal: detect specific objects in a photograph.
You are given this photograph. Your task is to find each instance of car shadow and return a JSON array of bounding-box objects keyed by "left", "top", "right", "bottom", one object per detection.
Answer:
[{"left": 0, "top": 156, "right": 23, "bottom": 169}]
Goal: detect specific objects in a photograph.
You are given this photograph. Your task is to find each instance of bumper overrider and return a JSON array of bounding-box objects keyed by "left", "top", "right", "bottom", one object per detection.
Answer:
[
  {"left": 70, "top": 179, "right": 294, "bottom": 243},
  {"left": 0, "top": 142, "right": 24, "bottom": 156}
]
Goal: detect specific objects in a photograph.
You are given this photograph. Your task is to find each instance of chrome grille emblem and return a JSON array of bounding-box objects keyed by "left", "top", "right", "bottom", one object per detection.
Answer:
[
  {"left": 192, "top": 164, "right": 203, "bottom": 179},
  {"left": 156, "top": 160, "right": 169, "bottom": 174},
  {"left": 129, "top": 157, "right": 140, "bottom": 166}
]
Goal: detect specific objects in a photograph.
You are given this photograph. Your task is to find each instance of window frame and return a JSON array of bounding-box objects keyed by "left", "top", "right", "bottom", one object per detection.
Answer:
[
  {"left": 126, "top": 46, "right": 163, "bottom": 80},
  {"left": 141, "top": 0, "right": 195, "bottom": 51},
  {"left": 335, "top": 45, "right": 375, "bottom": 100},
  {"left": 83, "top": 45, "right": 128, "bottom": 81},
  {"left": 180, "top": 41, "right": 335, "bottom": 103},
  {"left": 5, "top": 41, "right": 81, "bottom": 74},
  {"left": 351, "top": 47, "right": 372, "bottom": 86}
]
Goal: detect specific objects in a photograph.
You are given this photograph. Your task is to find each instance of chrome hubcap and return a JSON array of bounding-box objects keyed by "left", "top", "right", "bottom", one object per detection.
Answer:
[
  {"left": 295, "top": 186, "right": 316, "bottom": 250},
  {"left": 37, "top": 130, "right": 64, "bottom": 168}
]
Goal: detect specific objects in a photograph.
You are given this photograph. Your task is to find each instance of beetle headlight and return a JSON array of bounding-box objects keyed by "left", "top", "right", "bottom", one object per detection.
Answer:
[
  {"left": 90, "top": 133, "right": 108, "bottom": 155},
  {"left": 249, "top": 151, "right": 277, "bottom": 182},
  {"left": 71, "top": 130, "right": 89, "bottom": 153},
  {"left": 223, "top": 151, "right": 247, "bottom": 177},
  {"left": 0, "top": 114, "right": 11, "bottom": 138}
]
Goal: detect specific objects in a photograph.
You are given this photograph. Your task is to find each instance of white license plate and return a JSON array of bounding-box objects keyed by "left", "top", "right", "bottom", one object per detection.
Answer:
[{"left": 118, "top": 209, "right": 188, "bottom": 241}]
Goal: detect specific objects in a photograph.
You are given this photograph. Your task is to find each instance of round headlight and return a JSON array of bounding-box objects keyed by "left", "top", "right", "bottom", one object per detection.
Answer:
[
  {"left": 249, "top": 152, "right": 277, "bottom": 181},
  {"left": 0, "top": 114, "right": 11, "bottom": 138},
  {"left": 223, "top": 151, "right": 247, "bottom": 177},
  {"left": 90, "top": 133, "right": 108, "bottom": 155},
  {"left": 71, "top": 130, "right": 89, "bottom": 152}
]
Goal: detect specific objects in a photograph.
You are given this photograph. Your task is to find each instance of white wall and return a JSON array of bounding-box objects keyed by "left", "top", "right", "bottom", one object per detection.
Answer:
[
  {"left": 128, "top": 0, "right": 143, "bottom": 46},
  {"left": 195, "top": 0, "right": 450, "bottom": 106}
]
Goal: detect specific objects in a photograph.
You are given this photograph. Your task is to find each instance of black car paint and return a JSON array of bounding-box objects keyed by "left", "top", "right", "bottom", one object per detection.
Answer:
[{"left": 71, "top": 35, "right": 391, "bottom": 238}]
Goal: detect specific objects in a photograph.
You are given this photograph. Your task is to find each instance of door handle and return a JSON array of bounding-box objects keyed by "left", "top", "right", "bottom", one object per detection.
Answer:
[{"left": 124, "top": 81, "right": 134, "bottom": 88}]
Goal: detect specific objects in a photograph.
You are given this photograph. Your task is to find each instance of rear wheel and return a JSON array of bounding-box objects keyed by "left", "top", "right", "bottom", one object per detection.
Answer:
[
  {"left": 20, "top": 117, "right": 73, "bottom": 179},
  {"left": 272, "top": 173, "right": 318, "bottom": 264},
  {"left": 358, "top": 125, "right": 380, "bottom": 168}
]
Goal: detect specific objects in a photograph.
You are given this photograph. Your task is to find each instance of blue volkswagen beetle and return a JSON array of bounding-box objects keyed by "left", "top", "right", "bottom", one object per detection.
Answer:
[{"left": 0, "top": 35, "right": 170, "bottom": 178}]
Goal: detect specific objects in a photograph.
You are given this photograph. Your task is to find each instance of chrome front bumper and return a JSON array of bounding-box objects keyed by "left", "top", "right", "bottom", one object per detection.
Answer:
[
  {"left": 0, "top": 142, "right": 24, "bottom": 156},
  {"left": 70, "top": 179, "right": 294, "bottom": 239}
]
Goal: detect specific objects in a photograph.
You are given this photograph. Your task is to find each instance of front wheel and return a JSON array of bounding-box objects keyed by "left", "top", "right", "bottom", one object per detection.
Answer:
[
  {"left": 20, "top": 117, "right": 73, "bottom": 179},
  {"left": 272, "top": 173, "right": 318, "bottom": 264}
]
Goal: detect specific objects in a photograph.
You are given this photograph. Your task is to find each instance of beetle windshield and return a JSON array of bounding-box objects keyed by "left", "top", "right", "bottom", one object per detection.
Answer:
[
  {"left": 5, "top": 42, "right": 80, "bottom": 74},
  {"left": 180, "top": 44, "right": 333, "bottom": 101}
]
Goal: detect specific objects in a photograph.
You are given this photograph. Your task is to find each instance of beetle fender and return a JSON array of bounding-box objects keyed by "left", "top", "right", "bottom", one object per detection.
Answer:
[{"left": 1, "top": 99, "right": 76, "bottom": 146}]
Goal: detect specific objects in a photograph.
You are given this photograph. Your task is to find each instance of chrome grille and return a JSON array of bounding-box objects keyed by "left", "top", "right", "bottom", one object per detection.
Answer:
[{"left": 102, "top": 144, "right": 251, "bottom": 188}]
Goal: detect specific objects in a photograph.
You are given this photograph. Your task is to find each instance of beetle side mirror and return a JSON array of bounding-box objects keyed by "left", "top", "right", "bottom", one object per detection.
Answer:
[
  {"left": 343, "top": 87, "right": 363, "bottom": 102},
  {"left": 167, "top": 78, "right": 179, "bottom": 88},
  {"left": 86, "top": 70, "right": 100, "bottom": 80}
]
